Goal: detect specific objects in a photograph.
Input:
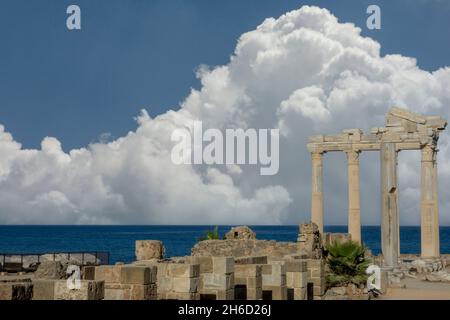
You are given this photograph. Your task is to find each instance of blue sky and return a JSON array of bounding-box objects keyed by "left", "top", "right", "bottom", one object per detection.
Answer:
[{"left": 0, "top": 0, "right": 449, "bottom": 151}]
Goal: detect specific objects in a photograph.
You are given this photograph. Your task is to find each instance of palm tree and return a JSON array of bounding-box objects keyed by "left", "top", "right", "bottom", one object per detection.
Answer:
[{"left": 325, "top": 240, "right": 371, "bottom": 287}]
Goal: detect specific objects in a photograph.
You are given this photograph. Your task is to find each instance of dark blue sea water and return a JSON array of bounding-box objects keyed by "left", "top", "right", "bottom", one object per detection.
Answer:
[{"left": 0, "top": 226, "right": 449, "bottom": 264}]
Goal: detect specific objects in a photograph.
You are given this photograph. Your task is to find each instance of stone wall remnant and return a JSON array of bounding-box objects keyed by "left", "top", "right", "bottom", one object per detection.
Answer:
[
  {"left": 135, "top": 240, "right": 165, "bottom": 261},
  {"left": 224, "top": 226, "right": 256, "bottom": 240}
]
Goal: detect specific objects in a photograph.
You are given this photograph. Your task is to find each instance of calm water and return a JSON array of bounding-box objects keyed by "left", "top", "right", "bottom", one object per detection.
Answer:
[{"left": 0, "top": 226, "right": 449, "bottom": 264}]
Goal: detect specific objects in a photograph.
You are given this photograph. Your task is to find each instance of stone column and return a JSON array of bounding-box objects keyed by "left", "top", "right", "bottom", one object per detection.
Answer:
[
  {"left": 311, "top": 152, "right": 324, "bottom": 234},
  {"left": 380, "top": 143, "right": 399, "bottom": 267},
  {"left": 420, "top": 145, "right": 440, "bottom": 258},
  {"left": 346, "top": 150, "right": 361, "bottom": 243}
]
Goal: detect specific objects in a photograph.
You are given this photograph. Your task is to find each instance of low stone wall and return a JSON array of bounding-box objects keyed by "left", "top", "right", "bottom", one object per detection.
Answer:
[
  {"left": 85, "top": 264, "right": 157, "bottom": 300},
  {"left": 192, "top": 239, "right": 305, "bottom": 258},
  {"left": 156, "top": 263, "right": 200, "bottom": 300},
  {"left": 32, "top": 279, "right": 104, "bottom": 300},
  {"left": 306, "top": 259, "right": 325, "bottom": 298}
]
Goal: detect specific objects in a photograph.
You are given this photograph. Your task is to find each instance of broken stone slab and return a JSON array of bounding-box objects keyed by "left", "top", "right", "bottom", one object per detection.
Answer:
[
  {"left": 423, "top": 271, "right": 450, "bottom": 282},
  {"left": 389, "top": 107, "right": 427, "bottom": 124}
]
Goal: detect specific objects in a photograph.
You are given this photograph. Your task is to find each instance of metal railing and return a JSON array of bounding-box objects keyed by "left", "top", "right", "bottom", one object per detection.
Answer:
[{"left": 0, "top": 251, "right": 109, "bottom": 273}]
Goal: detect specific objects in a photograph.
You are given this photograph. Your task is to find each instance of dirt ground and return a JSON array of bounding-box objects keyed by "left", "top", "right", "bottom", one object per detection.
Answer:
[{"left": 379, "top": 265, "right": 450, "bottom": 300}]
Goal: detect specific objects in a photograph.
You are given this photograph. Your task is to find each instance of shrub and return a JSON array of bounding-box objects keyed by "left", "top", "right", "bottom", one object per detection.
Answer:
[
  {"left": 197, "top": 226, "right": 220, "bottom": 241},
  {"left": 325, "top": 240, "right": 370, "bottom": 287}
]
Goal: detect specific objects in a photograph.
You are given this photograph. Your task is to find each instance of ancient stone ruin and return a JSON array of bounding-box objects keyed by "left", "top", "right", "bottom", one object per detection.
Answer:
[
  {"left": 307, "top": 107, "right": 447, "bottom": 267},
  {"left": 1, "top": 107, "right": 449, "bottom": 300}
]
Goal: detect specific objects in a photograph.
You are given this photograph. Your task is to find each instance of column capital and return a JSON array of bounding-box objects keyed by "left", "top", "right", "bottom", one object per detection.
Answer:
[
  {"left": 421, "top": 144, "right": 436, "bottom": 162},
  {"left": 345, "top": 149, "right": 360, "bottom": 164},
  {"left": 311, "top": 152, "right": 324, "bottom": 162}
]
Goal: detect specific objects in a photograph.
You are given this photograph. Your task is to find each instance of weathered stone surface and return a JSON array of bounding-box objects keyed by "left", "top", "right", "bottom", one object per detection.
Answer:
[
  {"left": 166, "top": 263, "right": 199, "bottom": 278},
  {"left": 246, "top": 287, "right": 262, "bottom": 300},
  {"left": 235, "top": 256, "right": 267, "bottom": 265},
  {"left": 0, "top": 282, "right": 33, "bottom": 300},
  {"left": 192, "top": 239, "right": 304, "bottom": 259},
  {"left": 34, "top": 261, "right": 66, "bottom": 279},
  {"left": 224, "top": 226, "right": 256, "bottom": 240},
  {"left": 297, "top": 223, "right": 323, "bottom": 259},
  {"left": 95, "top": 265, "right": 122, "bottom": 283},
  {"left": 306, "top": 259, "right": 325, "bottom": 296},
  {"left": 201, "top": 273, "right": 234, "bottom": 290},
  {"left": 54, "top": 280, "right": 104, "bottom": 300},
  {"left": 284, "top": 260, "right": 307, "bottom": 272},
  {"left": 120, "top": 266, "right": 152, "bottom": 285},
  {"left": 104, "top": 283, "right": 157, "bottom": 300},
  {"left": 32, "top": 279, "right": 56, "bottom": 300},
  {"left": 263, "top": 285, "right": 287, "bottom": 300},
  {"left": 216, "top": 289, "right": 234, "bottom": 300},
  {"left": 36, "top": 253, "right": 99, "bottom": 266},
  {"left": 136, "top": 240, "right": 165, "bottom": 261},
  {"left": 171, "top": 277, "right": 199, "bottom": 293},
  {"left": 186, "top": 256, "right": 213, "bottom": 273},
  {"left": 423, "top": 271, "right": 450, "bottom": 282},
  {"left": 286, "top": 271, "right": 307, "bottom": 288},
  {"left": 296, "top": 287, "right": 307, "bottom": 300},
  {"left": 162, "top": 292, "right": 200, "bottom": 300},
  {"left": 212, "top": 257, "right": 234, "bottom": 274},
  {"left": 234, "top": 264, "right": 262, "bottom": 278},
  {"left": 82, "top": 266, "right": 96, "bottom": 280}
]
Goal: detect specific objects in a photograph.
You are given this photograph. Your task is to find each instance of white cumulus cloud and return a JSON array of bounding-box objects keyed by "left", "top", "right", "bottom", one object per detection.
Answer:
[{"left": 1, "top": 6, "right": 450, "bottom": 226}]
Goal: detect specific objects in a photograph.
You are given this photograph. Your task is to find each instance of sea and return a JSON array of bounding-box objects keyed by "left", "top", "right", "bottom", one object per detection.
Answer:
[{"left": 0, "top": 225, "right": 449, "bottom": 264}]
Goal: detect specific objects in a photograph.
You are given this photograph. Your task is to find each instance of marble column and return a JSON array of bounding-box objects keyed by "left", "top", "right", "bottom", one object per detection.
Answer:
[
  {"left": 420, "top": 145, "right": 440, "bottom": 258},
  {"left": 380, "top": 142, "right": 399, "bottom": 267},
  {"left": 347, "top": 150, "right": 361, "bottom": 243},
  {"left": 311, "top": 152, "right": 324, "bottom": 234}
]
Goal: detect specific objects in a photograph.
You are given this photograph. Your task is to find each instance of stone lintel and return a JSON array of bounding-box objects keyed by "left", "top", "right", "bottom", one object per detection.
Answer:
[{"left": 389, "top": 107, "right": 427, "bottom": 124}]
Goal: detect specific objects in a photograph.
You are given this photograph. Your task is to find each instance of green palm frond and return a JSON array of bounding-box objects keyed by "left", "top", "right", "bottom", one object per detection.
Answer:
[{"left": 325, "top": 240, "right": 370, "bottom": 286}]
